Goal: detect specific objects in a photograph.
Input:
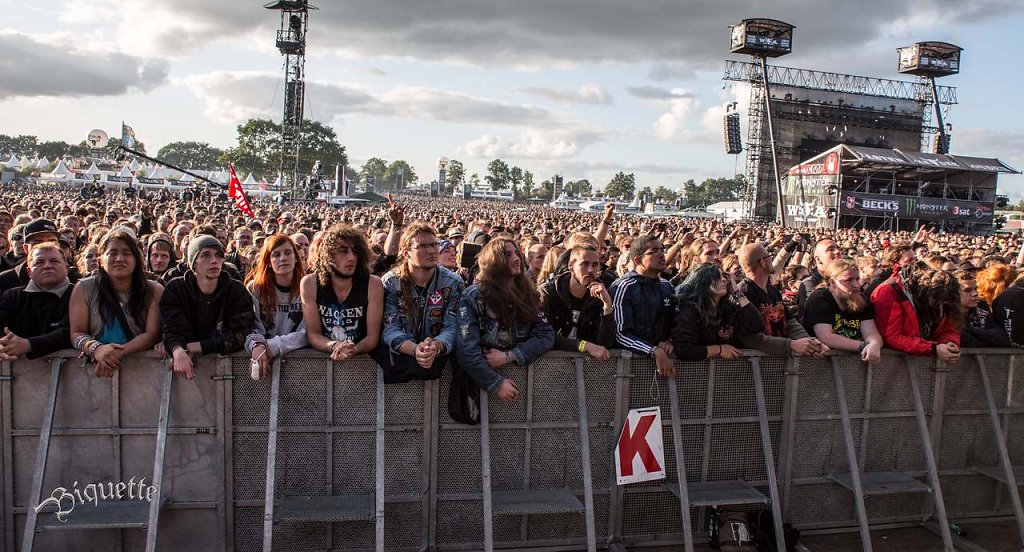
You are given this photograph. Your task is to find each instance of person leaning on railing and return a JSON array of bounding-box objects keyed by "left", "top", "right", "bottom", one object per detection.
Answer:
[
  {"left": 956, "top": 269, "right": 1010, "bottom": 348},
  {"left": 456, "top": 238, "right": 554, "bottom": 402},
  {"left": 611, "top": 235, "right": 676, "bottom": 378},
  {"left": 0, "top": 242, "right": 74, "bottom": 361},
  {"left": 373, "top": 223, "right": 463, "bottom": 383},
  {"left": 158, "top": 235, "right": 255, "bottom": 380},
  {"left": 70, "top": 227, "right": 163, "bottom": 377},
  {"left": 538, "top": 244, "right": 615, "bottom": 361},
  {"left": 870, "top": 262, "right": 962, "bottom": 363},
  {"left": 671, "top": 262, "right": 768, "bottom": 363},
  {"left": 802, "top": 259, "right": 883, "bottom": 364},
  {"left": 244, "top": 234, "right": 308, "bottom": 380}
]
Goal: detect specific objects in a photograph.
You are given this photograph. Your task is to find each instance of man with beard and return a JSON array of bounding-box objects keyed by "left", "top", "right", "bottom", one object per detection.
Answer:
[
  {"left": 539, "top": 244, "right": 615, "bottom": 360},
  {"left": 957, "top": 269, "right": 1010, "bottom": 347},
  {"left": 796, "top": 238, "right": 843, "bottom": 319},
  {"left": 737, "top": 243, "right": 825, "bottom": 357},
  {"left": 611, "top": 235, "right": 676, "bottom": 378},
  {"left": 802, "top": 259, "right": 883, "bottom": 364},
  {"left": 374, "top": 223, "right": 463, "bottom": 383},
  {"left": 301, "top": 224, "right": 383, "bottom": 364},
  {"left": 160, "top": 235, "right": 255, "bottom": 379}
]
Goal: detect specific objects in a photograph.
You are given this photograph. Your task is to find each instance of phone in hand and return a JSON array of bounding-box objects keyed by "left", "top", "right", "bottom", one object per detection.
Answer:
[{"left": 799, "top": 232, "right": 813, "bottom": 244}]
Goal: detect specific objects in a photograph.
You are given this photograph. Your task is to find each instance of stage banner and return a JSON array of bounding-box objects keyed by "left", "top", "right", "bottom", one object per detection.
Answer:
[
  {"left": 781, "top": 150, "right": 840, "bottom": 227},
  {"left": 138, "top": 177, "right": 164, "bottom": 185},
  {"left": 106, "top": 176, "right": 132, "bottom": 183},
  {"left": 840, "top": 191, "right": 994, "bottom": 222}
]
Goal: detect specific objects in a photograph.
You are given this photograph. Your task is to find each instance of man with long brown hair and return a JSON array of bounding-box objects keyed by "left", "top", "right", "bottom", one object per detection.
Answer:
[
  {"left": 456, "top": 238, "right": 554, "bottom": 401},
  {"left": 374, "top": 223, "right": 463, "bottom": 383},
  {"left": 300, "top": 224, "right": 383, "bottom": 363}
]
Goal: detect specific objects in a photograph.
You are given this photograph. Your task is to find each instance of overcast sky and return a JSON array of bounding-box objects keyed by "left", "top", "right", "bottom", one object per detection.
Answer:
[{"left": 1, "top": 0, "right": 1022, "bottom": 195}]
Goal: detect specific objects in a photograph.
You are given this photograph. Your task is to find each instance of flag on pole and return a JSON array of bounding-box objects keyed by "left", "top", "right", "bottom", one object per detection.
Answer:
[
  {"left": 121, "top": 122, "right": 136, "bottom": 149},
  {"left": 227, "top": 164, "right": 255, "bottom": 217}
]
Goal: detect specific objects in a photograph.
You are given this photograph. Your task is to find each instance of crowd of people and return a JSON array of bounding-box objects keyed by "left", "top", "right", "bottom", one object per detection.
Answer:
[{"left": 1, "top": 181, "right": 1023, "bottom": 403}]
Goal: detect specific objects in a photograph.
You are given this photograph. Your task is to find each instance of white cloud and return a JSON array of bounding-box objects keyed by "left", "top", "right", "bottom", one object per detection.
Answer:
[
  {"left": 520, "top": 84, "right": 612, "bottom": 106},
  {"left": 652, "top": 89, "right": 701, "bottom": 142},
  {"left": 457, "top": 128, "right": 605, "bottom": 160},
  {"left": 0, "top": 30, "right": 168, "bottom": 100}
]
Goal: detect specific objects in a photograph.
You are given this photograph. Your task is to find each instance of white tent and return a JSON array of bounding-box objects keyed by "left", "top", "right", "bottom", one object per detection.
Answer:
[
  {"left": 147, "top": 167, "right": 165, "bottom": 179},
  {"left": 178, "top": 172, "right": 196, "bottom": 183},
  {"left": 19, "top": 156, "right": 31, "bottom": 169},
  {"left": 35, "top": 157, "right": 50, "bottom": 169},
  {"left": 51, "top": 159, "right": 72, "bottom": 176},
  {"left": 128, "top": 159, "right": 141, "bottom": 171},
  {"left": 117, "top": 166, "right": 133, "bottom": 178},
  {"left": 4, "top": 155, "right": 18, "bottom": 168},
  {"left": 242, "top": 173, "right": 257, "bottom": 186},
  {"left": 84, "top": 163, "right": 102, "bottom": 176}
]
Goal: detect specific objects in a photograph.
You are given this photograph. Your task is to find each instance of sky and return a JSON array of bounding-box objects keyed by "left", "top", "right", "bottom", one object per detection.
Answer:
[{"left": 0, "top": 0, "right": 1022, "bottom": 197}]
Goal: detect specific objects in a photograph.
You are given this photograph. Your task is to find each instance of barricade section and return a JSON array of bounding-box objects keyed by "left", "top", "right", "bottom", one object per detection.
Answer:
[
  {"left": 5, "top": 354, "right": 224, "bottom": 551},
  {"left": 620, "top": 354, "right": 786, "bottom": 546},
  {"left": 434, "top": 353, "right": 615, "bottom": 550},
  {"left": 936, "top": 352, "right": 1023, "bottom": 520},
  {"left": 783, "top": 353, "right": 936, "bottom": 531}
]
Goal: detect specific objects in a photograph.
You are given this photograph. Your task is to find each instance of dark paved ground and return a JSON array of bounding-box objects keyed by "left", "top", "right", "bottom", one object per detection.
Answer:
[{"left": 635, "top": 519, "right": 1022, "bottom": 551}]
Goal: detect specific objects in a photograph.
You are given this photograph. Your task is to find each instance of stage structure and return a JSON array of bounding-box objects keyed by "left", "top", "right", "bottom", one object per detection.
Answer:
[
  {"left": 265, "top": 0, "right": 317, "bottom": 197},
  {"left": 728, "top": 18, "right": 795, "bottom": 225},
  {"left": 898, "top": 41, "right": 963, "bottom": 154},
  {"left": 724, "top": 60, "right": 958, "bottom": 221},
  {"left": 781, "top": 144, "right": 1018, "bottom": 234}
]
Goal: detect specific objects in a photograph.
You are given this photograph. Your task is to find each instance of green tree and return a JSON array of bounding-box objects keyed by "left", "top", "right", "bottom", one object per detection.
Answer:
[
  {"left": 384, "top": 160, "right": 418, "bottom": 190},
  {"left": 604, "top": 171, "right": 636, "bottom": 200},
  {"left": 575, "top": 178, "right": 592, "bottom": 196},
  {"left": 360, "top": 157, "right": 388, "bottom": 188},
  {"left": 653, "top": 185, "right": 678, "bottom": 203},
  {"left": 156, "top": 141, "right": 225, "bottom": 170},
  {"left": 639, "top": 186, "right": 653, "bottom": 201},
  {"left": 509, "top": 166, "right": 523, "bottom": 199},
  {"left": 469, "top": 173, "right": 480, "bottom": 190},
  {"left": 446, "top": 160, "right": 465, "bottom": 193},
  {"left": 538, "top": 179, "right": 553, "bottom": 200},
  {"left": 35, "top": 140, "right": 79, "bottom": 160},
  {"left": 522, "top": 170, "right": 535, "bottom": 198},
  {"left": 219, "top": 118, "right": 347, "bottom": 177},
  {"left": 485, "top": 158, "right": 511, "bottom": 191},
  {"left": 0, "top": 135, "right": 38, "bottom": 155}
]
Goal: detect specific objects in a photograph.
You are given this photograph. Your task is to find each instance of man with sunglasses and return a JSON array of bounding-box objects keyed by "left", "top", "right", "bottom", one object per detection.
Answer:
[{"left": 610, "top": 235, "right": 676, "bottom": 378}]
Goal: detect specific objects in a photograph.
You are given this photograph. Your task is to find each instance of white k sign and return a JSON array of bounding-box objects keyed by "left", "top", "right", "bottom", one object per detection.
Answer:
[{"left": 615, "top": 407, "right": 666, "bottom": 485}]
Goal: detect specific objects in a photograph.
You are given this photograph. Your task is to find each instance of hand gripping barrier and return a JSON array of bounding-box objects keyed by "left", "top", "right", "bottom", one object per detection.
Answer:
[{"left": 2, "top": 349, "right": 1024, "bottom": 550}]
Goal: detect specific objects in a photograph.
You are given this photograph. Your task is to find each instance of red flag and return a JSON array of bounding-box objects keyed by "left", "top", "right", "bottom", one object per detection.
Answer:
[{"left": 227, "top": 164, "right": 255, "bottom": 217}]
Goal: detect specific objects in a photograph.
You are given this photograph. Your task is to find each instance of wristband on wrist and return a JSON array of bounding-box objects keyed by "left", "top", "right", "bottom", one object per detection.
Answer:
[{"left": 577, "top": 340, "right": 588, "bottom": 353}]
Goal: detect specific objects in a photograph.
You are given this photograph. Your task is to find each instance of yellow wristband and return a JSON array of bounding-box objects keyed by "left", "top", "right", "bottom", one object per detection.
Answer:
[{"left": 577, "top": 340, "right": 588, "bottom": 353}]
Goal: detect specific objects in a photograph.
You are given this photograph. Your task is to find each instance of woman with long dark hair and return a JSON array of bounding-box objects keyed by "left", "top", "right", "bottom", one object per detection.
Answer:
[
  {"left": 456, "top": 238, "right": 554, "bottom": 401},
  {"left": 671, "top": 263, "right": 764, "bottom": 361},
  {"left": 871, "top": 262, "right": 963, "bottom": 361},
  {"left": 244, "top": 234, "right": 308, "bottom": 379},
  {"left": 70, "top": 227, "right": 163, "bottom": 377}
]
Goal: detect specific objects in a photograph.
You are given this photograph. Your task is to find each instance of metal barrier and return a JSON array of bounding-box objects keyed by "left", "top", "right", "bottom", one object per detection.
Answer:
[{"left": 2, "top": 349, "right": 1023, "bottom": 550}]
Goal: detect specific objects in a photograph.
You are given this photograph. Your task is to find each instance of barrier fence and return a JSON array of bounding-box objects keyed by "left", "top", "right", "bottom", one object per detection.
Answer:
[{"left": 1, "top": 349, "right": 1023, "bottom": 551}]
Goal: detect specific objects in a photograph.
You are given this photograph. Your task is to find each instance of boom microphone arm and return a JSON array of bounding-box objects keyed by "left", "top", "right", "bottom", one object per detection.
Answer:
[{"left": 117, "top": 146, "right": 226, "bottom": 189}]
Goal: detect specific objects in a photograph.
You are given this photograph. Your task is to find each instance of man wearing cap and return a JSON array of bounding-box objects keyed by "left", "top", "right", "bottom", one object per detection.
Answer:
[
  {"left": 159, "top": 235, "right": 255, "bottom": 380},
  {"left": 0, "top": 242, "right": 74, "bottom": 360},
  {"left": 446, "top": 227, "right": 464, "bottom": 246},
  {"left": 0, "top": 218, "right": 80, "bottom": 293}
]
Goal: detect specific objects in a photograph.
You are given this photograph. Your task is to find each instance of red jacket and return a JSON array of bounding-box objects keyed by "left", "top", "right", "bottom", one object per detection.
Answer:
[{"left": 870, "top": 278, "right": 960, "bottom": 356}]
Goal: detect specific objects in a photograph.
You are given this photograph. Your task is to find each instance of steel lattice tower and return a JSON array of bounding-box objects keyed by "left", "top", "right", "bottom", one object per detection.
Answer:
[{"left": 265, "top": 0, "right": 316, "bottom": 196}]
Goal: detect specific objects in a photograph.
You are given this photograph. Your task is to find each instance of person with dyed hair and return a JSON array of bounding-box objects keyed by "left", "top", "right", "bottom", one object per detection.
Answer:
[{"left": 245, "top": 234, "right": 308, "bottom": 379}]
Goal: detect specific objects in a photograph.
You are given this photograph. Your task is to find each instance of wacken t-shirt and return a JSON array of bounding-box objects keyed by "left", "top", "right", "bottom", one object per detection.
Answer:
[{"left": 802, "top": 287, "right": 875, "bottom": 340}]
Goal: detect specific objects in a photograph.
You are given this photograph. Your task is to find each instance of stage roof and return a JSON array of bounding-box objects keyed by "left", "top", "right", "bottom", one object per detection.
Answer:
[{"left": 794, "top": 144, "right": 1019, "bottom": 179}]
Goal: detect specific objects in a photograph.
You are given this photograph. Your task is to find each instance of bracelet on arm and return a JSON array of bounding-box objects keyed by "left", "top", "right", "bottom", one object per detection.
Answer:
[
  {"left": 74, "top": 335, "right": 93, "bottom": 352},
  {"left": 577, "top": 340, "right": 588, "bottom": 353},
  {"left": 716, "top": 345, "right": 722, "bottom": 357}
]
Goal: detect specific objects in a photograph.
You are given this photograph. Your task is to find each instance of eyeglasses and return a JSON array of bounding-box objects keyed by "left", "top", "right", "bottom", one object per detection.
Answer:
[{"left": 410, "top": 242, "right": 440, "bottom": 250}]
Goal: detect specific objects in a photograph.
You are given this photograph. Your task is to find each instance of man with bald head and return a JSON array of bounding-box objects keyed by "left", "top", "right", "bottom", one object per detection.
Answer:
[
  {"left": 738, "top": 242, "right": 826, "bottom": 357},
  {"left": 797, "top": 238, "right": 843, "bottom": 319}
]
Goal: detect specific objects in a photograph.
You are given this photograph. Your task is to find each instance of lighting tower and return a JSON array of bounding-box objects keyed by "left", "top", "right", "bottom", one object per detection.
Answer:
[
  {"left": 729, "top": 18, "right": 794, "bottom": 225},
  {"left": 897, "top": 42, "right": 962, "bottom": 154},
  {"left": 265, "top": 0, "right": 317, "bottom": 197}
]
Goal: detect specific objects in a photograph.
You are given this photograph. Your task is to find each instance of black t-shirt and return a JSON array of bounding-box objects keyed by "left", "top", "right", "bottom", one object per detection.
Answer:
[
  {"left": 802, "top": 287, "right": 874, "bottom": 340},
  {"left": 741, "top": 279, "right": 787, "bottom": 337}
]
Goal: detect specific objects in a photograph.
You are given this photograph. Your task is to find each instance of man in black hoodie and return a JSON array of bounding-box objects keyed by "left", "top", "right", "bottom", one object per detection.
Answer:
[
  {"left": 0, "top": 242, "right": 73, "bottom": 360},
  {"left": 160, "top": 235, "right": 254, "bottom": 380}
]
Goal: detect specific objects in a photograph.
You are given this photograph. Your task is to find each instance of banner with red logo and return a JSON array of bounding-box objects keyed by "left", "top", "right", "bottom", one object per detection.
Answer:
[{"left": 615, "top": 407, "right": 666, "bottom": 485}]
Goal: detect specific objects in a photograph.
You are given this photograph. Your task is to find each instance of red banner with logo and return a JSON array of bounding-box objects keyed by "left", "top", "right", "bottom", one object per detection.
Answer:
[{"left": 227, "top": 164, "right": 255, "bottom": 217}]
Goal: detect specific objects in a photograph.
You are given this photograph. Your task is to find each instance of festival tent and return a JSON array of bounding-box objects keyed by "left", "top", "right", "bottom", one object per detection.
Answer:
[
  {"left": 242, "top": 173, "right": 257, "bottom": 186},
  {"left": 4, "top": 155, "right": 18, "bottom": 168},
  {"left": 84, "top": 163, "right": 102, "bottom": 176},
  {"left": 117, "top": 166, "right": 133, "bottom": 178},
  {"left": 19, "top": 156, "right": 31, "bottom": 170},
  {"left": 178, "top": 172, "right": 196, "bottom": 183},
  {"left": 35, "top": 157, "right": 49, "bottom": 169},
  {"left": 128, "top": 159, "right": 141, "bottom": 172}
]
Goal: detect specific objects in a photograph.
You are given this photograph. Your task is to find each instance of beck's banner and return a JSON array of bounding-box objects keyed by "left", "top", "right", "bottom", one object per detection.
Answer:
[{"left": 840, "top": 191, "right": 994, "bottom": 223}]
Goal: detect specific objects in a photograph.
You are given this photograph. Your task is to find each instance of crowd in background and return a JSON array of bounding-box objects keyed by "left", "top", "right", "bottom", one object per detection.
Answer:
[{"left": 1, "top": 181, "right": 1023, "bottom": 403}]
